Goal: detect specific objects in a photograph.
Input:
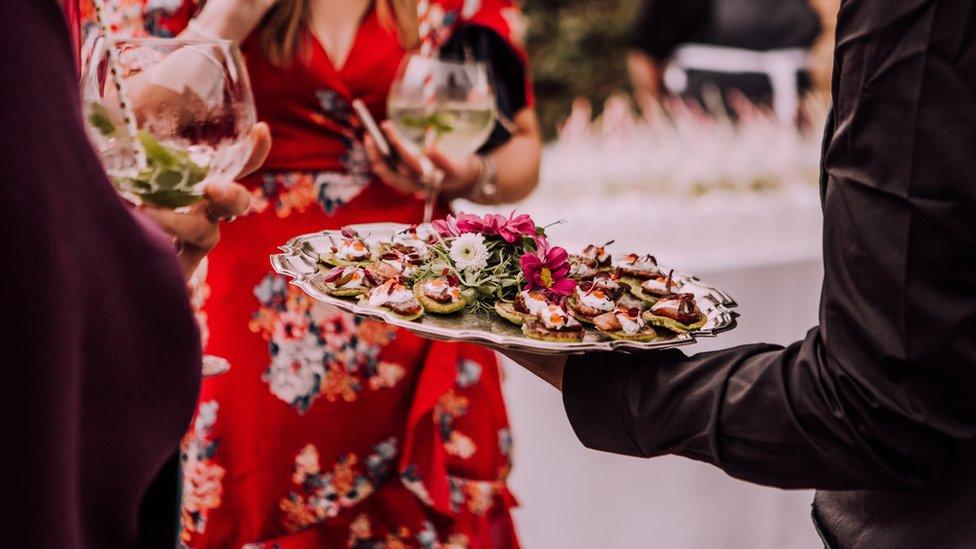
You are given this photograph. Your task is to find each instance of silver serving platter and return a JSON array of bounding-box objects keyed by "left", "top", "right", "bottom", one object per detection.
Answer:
[{"left": 271, "top": 223, "right": 739, "bottom": 355}]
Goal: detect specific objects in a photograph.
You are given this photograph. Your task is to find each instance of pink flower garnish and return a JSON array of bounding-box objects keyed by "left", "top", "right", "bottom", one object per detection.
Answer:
[
  {"left": 520, "top": 242, "right": 577, "bottom": 296},
  {"left": 432, "top": 211, "right": 538, "bottom": 244},
  {"left": 492, "top": 212, "right": 537, "bottom": 243},
  {"left": 454, "top": 212, "right": 489, "bottom": 234},
  {"left": 432, "top": 213, "right": 481, "bottom": 237},
  {"left": 431, "top": 215, "right": 460, "bottom": 237}
]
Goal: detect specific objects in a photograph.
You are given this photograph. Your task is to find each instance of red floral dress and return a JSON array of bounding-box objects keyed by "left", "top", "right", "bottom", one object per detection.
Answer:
[{"left": 74, "top": 1, "right": 531, "bottom": 547}]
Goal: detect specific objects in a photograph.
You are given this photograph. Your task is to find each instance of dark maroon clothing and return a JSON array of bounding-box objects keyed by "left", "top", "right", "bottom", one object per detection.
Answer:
[
  {"left": 0, "top": 1, "right": 201, "bottom": 547},
  {"left": 566, "top": 0, "right": 976, "bottom": 547}
]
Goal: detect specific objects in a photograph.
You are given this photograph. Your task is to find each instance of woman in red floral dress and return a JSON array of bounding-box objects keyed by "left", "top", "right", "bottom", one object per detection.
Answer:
[{"left": 75, "top": 0, "right": 540, "bottom": 546}]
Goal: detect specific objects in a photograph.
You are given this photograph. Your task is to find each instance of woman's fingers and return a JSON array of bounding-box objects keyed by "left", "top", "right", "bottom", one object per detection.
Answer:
[
  {"left": 139, "top": 183, "right": 248, "bottom": 279},
  {"left": 363, "top": 135, "right": 389, "bottom": 172},
  {"left": 424, "top": 148, "right": 455, "bottom": 175},
  {"left": 140, "top": 202, "right": 218, "bottom": 251},
  {"left": 380, "top": 121, "right": 426, "bottom": 175},
  {"left": 237, "top": 122, "right": 272, "bottom": 178},
  {"left": 426, "top": 148, "right": 481, "bottom": 195},
  {"left": 204, "top": 181, "right": 251, "bottom": 220},
  {"left": 365, "top": 135, "right": 423, "bottom": 196}
]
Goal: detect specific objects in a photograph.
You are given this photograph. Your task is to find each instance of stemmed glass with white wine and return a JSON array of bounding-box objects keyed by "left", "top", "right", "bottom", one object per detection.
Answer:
[
  {"left": 80, "top": 37, "right": 257, "bottom": 376},
  {"left": 387, "top": 54, "right": 496, "bottom": 222}
]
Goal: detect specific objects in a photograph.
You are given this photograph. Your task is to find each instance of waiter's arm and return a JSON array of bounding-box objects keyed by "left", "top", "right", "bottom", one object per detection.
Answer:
[
  {"left": 515, "top": 166, "right": 976, "bottom": 490},
  {"left": 512, "top": 175, "right": 976, "bottom": 489},
  {"left": 509, "top": 1, "right": 976, "bottom": 491}
]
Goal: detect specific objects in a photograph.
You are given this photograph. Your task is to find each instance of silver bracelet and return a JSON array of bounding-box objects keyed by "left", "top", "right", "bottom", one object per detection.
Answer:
[{"left": 470, "top": 154, "right": 499, "bottom": 202}]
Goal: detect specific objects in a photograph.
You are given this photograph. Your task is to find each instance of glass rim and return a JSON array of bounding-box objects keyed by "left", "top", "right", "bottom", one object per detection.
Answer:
[
  {"left": 97, "top": 35, "right": 239, "bottom": 49},
  {"left": 401, "top": 52, "right": 490, "bottom": 70}
]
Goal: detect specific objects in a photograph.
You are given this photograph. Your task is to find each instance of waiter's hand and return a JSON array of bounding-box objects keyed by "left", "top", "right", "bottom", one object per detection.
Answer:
[
  {"left": 495, "top": 348, "right": 568, "bottom": 391},
  {"left": 140, "top": 122, "right": 271, "bottom": 279}
]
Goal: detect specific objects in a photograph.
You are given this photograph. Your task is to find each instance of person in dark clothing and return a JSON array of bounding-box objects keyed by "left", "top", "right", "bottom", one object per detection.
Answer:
[
  {"left": 629, "top": 0, "right": 821, "bottom": 120},
  {"left": 505, "top": 1, "right": 976, "bottom": 546},
  {"left": 0, "top": 1, "right": 267, "bottom": 546}
]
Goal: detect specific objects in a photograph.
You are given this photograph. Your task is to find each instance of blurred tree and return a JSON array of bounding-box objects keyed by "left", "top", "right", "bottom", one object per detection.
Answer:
[
  {"left": 522, "top": 0, "right": 641, "bottom": 139},
  {"left": 521, "top": 0, "right": 838, "bottom": 140}
]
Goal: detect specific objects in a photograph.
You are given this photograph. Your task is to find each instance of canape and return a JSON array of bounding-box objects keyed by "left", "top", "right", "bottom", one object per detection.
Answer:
[
  {"left": 413, "top": 276, "right": 466, "bottom": 314},
  {"left": 616, "top": 290, "right": 649, "bottom": 312},
  {"left": 390, "top": 226, "right": 429, "bottom": 256},
  {"left": 569, "top": 242, "right": 614, "bottom": 279},
  {"left": 360, "top": 278, "right": 424, "bottom": 321},
  {"left": 494, "top": 289, "right": 550, "bottom": 326},
  {"left": 522, "top": 304, "right": 585, "bottom": 342},
  {"left": 320, "top": 228, "right": 374, "bottom": 267},
  {"left": 321, "top": 266, "right": 378, "bottom": 298},
  {"left": 641, "top": 293, "right": 707, "bottom": 333},
  {"left": 593, "top": 306, "right": 658, "bottom": 342},
  {"left": 588, "top": 272, "right": 626, "bottom": 301},
  {"left": 623, "top": 269, "right": 677, "bottom": 304},
  {"left": 616, "top": 253, "right": 661, "bottom": 280},
  {"left": 367, "top": 248, "right": 422, "bottom": 283},
  {"left": 567, "top": 284, "right": 616, "bottom": 324}
]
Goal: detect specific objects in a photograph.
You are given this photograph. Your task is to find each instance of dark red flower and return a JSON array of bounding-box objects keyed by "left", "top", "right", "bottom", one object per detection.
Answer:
[{"left": 520, "top": 242, "right": 576, "bottom": 296}]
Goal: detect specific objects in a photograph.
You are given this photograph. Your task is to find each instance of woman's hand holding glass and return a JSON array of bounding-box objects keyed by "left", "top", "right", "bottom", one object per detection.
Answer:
[
  {"left": 363, "top": 120, "right": 482, "bottom": 200},
  {"left": 140, "top": 122, "right": 271, "bottom": 280}
]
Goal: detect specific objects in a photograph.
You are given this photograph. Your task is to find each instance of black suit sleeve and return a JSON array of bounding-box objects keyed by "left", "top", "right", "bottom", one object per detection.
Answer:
[{"left": 564, "top": 0, "right": 976, "bottom": 491}]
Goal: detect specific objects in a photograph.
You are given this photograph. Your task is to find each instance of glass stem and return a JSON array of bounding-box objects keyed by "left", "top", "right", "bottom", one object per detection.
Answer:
[
  {"left": 421, "top": 125, "right": 443, "bottom": 223},
  {"left": 423, "top": 168, "right": 445, "bottom": 223}
]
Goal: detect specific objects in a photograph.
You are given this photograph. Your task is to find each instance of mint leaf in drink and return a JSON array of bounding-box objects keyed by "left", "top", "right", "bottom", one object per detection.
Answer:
[
  {"left": 427, "top": 112, "right": 454, "bottom": 135},
  {"left": 150, "top": 167, "right": 187, "bottom": 190},
  {"left": 398, "top": 112, "right": 454, "bottom": 136},
  {"left": 138, "top": 189, "right": 208, "bottom": 209},
  {"left": 88, "top": 103, "right": 117, "bottom": 137},
  {"left": 137, "top": 132, "right": 178, "bottom": 167},
  {"left": 114, "top": 132, "right": 211, "bottom": 208}
]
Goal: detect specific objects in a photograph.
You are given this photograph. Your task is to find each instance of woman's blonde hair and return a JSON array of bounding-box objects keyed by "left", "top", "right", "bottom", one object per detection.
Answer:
[{"left": 261, "top": 0, "right": 419, "bottom": 66}]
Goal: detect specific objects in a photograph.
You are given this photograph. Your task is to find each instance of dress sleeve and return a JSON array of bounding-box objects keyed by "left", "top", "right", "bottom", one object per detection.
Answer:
[
  {"left": 563, "top": 0, "right": 976, "bottom": 491},
  {"left": 631, "top": 0, "right": 709, "bottom": 60},
  {"left": 74, "top": 0, "right": 197, "bottom": 41}
]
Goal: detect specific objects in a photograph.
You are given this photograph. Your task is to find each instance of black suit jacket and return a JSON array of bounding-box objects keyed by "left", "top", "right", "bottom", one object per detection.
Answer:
[{"left": 564, "top": 1, "right": 976, "bottom": 546}]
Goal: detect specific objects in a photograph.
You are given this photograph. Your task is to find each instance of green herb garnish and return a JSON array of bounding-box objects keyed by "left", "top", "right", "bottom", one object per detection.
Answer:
[
  {"left": 88, "top": 103, "right": 117, "bottom": 137},
  {"left": 397, "top": 112, "right": 455, "bottom": 136},
  {"left": 117, "top": 132, "right": 210, "bottom": 208}
]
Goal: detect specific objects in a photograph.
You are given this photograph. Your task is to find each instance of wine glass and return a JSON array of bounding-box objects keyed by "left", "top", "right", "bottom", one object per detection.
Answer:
[
  {"left": 81, "top": 37, "right": 256, "bottom": 377},
  {"left": 80, "top": 37, "right": 257, "bottom": 210},
  {"left": 387, "top": 54, "right": 496, "bottom": 222}
]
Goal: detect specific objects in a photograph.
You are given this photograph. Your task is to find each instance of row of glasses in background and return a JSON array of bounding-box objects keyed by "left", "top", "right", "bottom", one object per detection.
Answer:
[
  {"left": 80, "top": 37, "right": 257, "bottom": 376},
  {"left": 387, "top": 53, "right": 497, "bottom": 222}
]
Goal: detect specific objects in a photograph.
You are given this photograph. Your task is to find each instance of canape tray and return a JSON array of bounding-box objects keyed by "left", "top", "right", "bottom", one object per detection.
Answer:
[{"left": 271, "top": 223, "right": 739, "bottom": 355}]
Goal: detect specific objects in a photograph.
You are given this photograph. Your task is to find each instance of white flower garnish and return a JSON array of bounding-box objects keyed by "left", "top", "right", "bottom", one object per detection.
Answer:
[{"left": 449, "top": 233, "right": 489, "bottom": 272}]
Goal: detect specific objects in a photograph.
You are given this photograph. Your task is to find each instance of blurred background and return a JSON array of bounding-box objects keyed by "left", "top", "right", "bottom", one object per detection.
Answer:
[{"left": 464, "top": 1, "right": 839, "bottom": 547}]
